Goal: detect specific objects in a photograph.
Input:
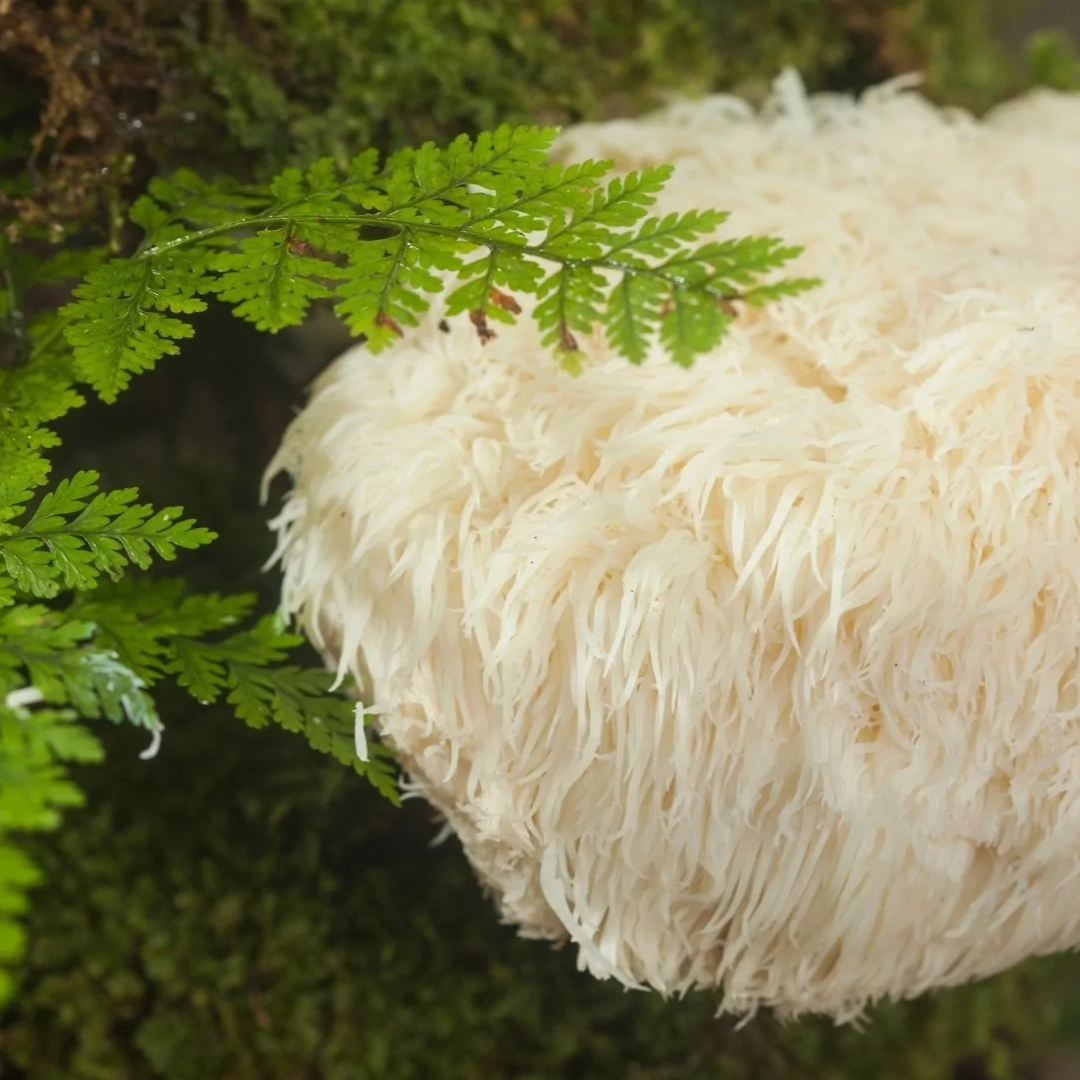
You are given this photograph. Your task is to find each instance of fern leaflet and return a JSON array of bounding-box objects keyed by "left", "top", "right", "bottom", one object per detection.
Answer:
[{"left": 0, "top": 470, "right": 216, "bottom": 601}]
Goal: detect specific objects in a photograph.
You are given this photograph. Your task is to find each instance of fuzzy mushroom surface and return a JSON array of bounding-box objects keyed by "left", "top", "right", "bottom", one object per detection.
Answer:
[{"left": 265, "top": 73, "right": 1080, "bottom": 1019}]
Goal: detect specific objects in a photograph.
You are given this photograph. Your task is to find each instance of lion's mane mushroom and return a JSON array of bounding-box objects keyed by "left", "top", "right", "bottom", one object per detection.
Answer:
[{"left": 265, "top": 73, "right": 1080, "bottom": 1019}]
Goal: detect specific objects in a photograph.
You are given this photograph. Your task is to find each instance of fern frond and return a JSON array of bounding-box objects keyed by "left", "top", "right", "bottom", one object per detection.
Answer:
[
  {"left": 0, "top": 695, "right": 101, "bottom": 1006},
  {"left": 659, "top": 287, "right": 735, "bottom": 370},
  {"left": 684, "top": 234, "right": 807, "bottom": 287},
  {"left": 534, "top": 265, "right": 607, "bottom": 353},
  {"left": 228, "top": 661, "right": 398, "bottom": 802},
  {"left": 60, "top": 125, "right": 817, "bottom": 392},
  {"left": 208, "top": 226, "right": 341, "bottom": 332},
  {"left": 0, "top": 371, "right": 80, "bottom": 537},
  {"left": 69, "top": 581, "right": 254, "bottom": 683},
  {"left": 165, "top": 615, "right": 397, "bottom": 801},
  {"left": 0, "top": 707, "right": 99, "bottom": 830},
  {"left": 609, "top": 209, "right": 731, "bottom": 260},
  {"left": 742, "top": 277, "right": 825, "bottom": 307},
  {"left": 0, "top": 606, "right": 159, "bottom": 732},
  {"left": 0, "top": 662, "right": 131, "bottom": 1007},
  {"left": 0, "top": 839, "right": 42, "bottom": 1004},
  {"left": 334, "top": 232, "right": 452, "bottom": 347},
  {"left": 602, "top": 274, "right": 668, "bottom": 365},
  {"left": 543, "top": 167, "right": 671, "bottom": 255},
  {"left": 63, "top": 255, "right": 212, "bottom": 402},
  {"left": 0, "top": 470, "right": 216, "bottom": 600},
  {"left": 0, "top": 261, "right": 88, "bottom": 525},
  {"left": 0, "top": 313, "right": 85, "bottom": 434},
  {"left": 0, "top": 242, "right": 409, "bottom": 1010},
  {"left": 141, "top": 168, "right": 271, "bottom": 233},
  {"left": 66, "top": 583, "right": 397, "bottom": 800}
]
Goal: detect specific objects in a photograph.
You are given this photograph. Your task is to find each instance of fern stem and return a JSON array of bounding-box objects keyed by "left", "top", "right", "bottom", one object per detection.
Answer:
[{"left": 140, "top": 213, "right": 745, "bottom": 302}]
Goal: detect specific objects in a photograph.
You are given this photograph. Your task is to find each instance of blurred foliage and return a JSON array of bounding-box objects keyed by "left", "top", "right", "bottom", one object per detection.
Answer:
[
  {"left": 0, "top": 712, "right": 1075, "bottom": 1080},
  {"left": 1, "top": 0, "right": 1075, "bottom": 236},
  {"left": 1022, "top": 27, "right": 1080, "bottom": 89}
]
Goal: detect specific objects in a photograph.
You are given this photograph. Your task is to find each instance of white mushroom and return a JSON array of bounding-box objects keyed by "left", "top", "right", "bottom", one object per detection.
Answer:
[{"left": 265, "top": 73, "right": 1080, "bottom": 1020}]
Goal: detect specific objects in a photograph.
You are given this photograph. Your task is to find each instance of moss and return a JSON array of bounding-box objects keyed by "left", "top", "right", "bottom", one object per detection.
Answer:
[
  {"left": 164, "top": 0, "right": 844, "bottom": 173},
  {"left": 0, "top": 712, "right": 1074, "bottom": 1080},
  {"left": 1, "top": 0, "right": 1066, "bottom": 235},
  {"left": 100, "top": 0, "right": 1051, "bottom": 170}
]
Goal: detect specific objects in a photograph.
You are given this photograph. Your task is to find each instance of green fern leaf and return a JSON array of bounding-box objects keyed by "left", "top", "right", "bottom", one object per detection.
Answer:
[
  {"left": 0, "top": 606, "right": 159, "bottom": 732},
  {"left": 225, "top": 661, "right": 398, "bottom": 802},
  {"left": 534, "top": 264, "right": 607, "bottom": 353},
  {"left": 69, "top": 582, "right": 254, "bottom": 683},
  {"left": 333, "top": 233, "right": 449, "bottom": 348},
  {"left": 0, "top": 695, "right": 103, "bottom": 830},
  {"left": 602, "top": 274, "right": 668, "bottom": 365},
  {"left": 160, "top": 615, "right": 397, "bottom": 799},
  {"left": 209, "top": 226, "right": 341, "bottom": 332},
  {"left": 56, "top": 123, "right": 817, "bottom": 382},
  {"left": 0, "top": 471, "right": 215, "bottom": 599},
  {"left": 170, "top": 635, "right": 230, "bottom": 705},
  {"left": 543, "top": 167, "right": 670, "bottom": 257},
  {"left": 141, "top": 169, "right": 271, "bottom": 234},
  {"left": 63, "top": 255, "right": 210, "bottom": 402},
  {"left": 741, "top": 277, "right": 823, "bottom": 306},
  {"left": 610, "top": 209, "right": 731, "bottom": 260},
  {"left": 0, "top": 839, "right": 40, "bottom": 1006},
  {"left": 0, "top": 311, "right": 86, "bottom": 536},
  {"left": 682, "top": 235, "right": 807, "bottom": 288},
  {"left": 660, "top": 287, "right": 734, "bottom": 369},
  {"left": 0, "top": 843, "right": 40, "bottom": 913},
  {"left": 0, "top": 688, "right": 107, "bottom": 1009}
]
